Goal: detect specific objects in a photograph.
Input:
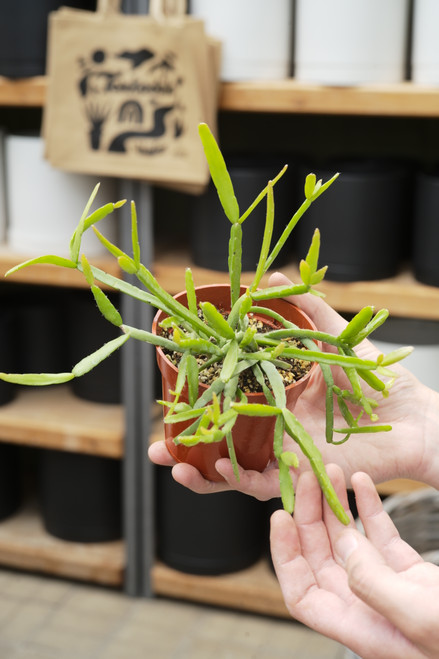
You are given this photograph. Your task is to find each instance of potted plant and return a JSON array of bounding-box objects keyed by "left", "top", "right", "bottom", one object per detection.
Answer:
[{"left": 0, "top": 123, "right": 412, "bottom": 524}]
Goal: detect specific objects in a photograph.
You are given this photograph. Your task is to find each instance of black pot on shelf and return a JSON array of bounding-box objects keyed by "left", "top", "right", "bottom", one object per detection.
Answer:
[
  {"left": 16, "top": 286, "right": 69, "bottom": 375},
  {"left": 154, "top": 186, "right": 192, "bottom": 251},
  {"left": 0, "top": 0, "right": 97, "bottom": 78},
  {"left": 295, "top": 160, "right": 412, "bottom": 282},
  {"left": 40, "top": 449, "right": 122, "bottom": 542},
  {"left": 0, "top": 299, "right": 17, "bottom": 406},
  {"left": 413, "top": 169, "right": 439, "bottom": 287},
  {"left": 155, "top": 466, "right": 266, "bottom": 575},
  {"left": 67, "top": 289, "right": 122, "bottom": 404},
  {"left": 190, "top": 157, "right": 294, "bottom": 272},
  {"left": 0, "top": 443, "right": 22, "bottom": 521}
]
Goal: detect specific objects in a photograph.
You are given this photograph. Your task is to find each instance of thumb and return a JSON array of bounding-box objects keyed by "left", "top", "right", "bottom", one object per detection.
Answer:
[{"left": 335, "top": 529, "right": 416, "bottom": 632}]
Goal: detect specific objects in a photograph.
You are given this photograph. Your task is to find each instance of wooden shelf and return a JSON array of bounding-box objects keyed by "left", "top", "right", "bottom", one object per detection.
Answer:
[
  {"left": 152, "top": 559, "right": 289, "bottom": 618},
  {"left": 219, "top": 80, "right": 439, "bottom": 117},
  {"left": 0, "top": 245, "right": 121, "bottom": 289},
  {"left": 0, "top": 76, "right": 46, "bottom": 107},
  {"left": 0, "top": 386, "right": 124, "bottom": 458},
  {"left": 153, "top": 249, "right": 439, "bottom": 320},
  {"left": 0, "top": 499, "right": 124, "bottom": 586},
  {"left": 3, "top": 76, "right": 439, "bottom": 118}
]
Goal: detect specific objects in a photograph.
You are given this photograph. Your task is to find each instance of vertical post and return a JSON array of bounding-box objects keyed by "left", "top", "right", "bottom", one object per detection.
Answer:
[{"left": 119, "top": 179, "right": 155, "bottom": 597}]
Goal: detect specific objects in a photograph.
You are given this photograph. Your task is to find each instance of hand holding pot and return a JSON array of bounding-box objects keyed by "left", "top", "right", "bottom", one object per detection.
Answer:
[
  {"left": 270, "top": 464, "right": 439, "bottom": 658},
  {"left": 149, "top": 272, "right": 439, "bottom": 496}
]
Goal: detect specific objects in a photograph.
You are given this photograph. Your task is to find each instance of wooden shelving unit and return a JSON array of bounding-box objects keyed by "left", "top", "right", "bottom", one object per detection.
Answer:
[
  {"left": 152, "top": 559, "right": 289, "bottom": 619},
  {"left": 154, "top": 248, "right": 439, "bottom": 320},
  {"left": 0, "top": 499, "right": 124, "bottom": 586},
  {"left": 0, "top": 76, "right": 46, "bottom": 107},
  {"left": 0, "top": 386, "right": 124, "bottom": 458},
  {"left": 0, "top": 386, "right": 124, "bottom": 585},
  {"left": 4, "top": 76, "right": 439, "bottom": 118},
  {"left": 1, "top": 75, "right": 439, "bottom": 610},
  {"left": 0, "top": 244, "right": 121, "bottom": 289},
  {"left": 219, "top": 79, "right": 439, "bottom": 117}
]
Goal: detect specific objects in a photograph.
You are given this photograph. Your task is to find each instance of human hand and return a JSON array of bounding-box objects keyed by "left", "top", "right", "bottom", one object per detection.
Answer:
[
  {"left": 270, "top": 464, "right": 439, "bottom": 659},
  {"left": 269, "top": 272, "right": 439, "bottom": 489},
  {"left": 148, "top": 271, "right": 439, "bottom": 496}
]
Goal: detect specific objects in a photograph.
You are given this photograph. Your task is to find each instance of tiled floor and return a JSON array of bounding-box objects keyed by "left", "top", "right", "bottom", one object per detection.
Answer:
[{"left": 0, "top": 568, "right": 344, "bottom": 659}]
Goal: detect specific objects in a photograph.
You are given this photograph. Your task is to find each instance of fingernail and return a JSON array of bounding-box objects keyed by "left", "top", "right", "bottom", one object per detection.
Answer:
[{"left": 335, "top": 530, "right": 358, "bottom": 565}]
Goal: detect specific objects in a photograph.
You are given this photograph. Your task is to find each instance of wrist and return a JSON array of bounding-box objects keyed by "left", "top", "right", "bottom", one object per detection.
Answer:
[{"left": 410, "top": 383, "right": 439, "bottom": 488}]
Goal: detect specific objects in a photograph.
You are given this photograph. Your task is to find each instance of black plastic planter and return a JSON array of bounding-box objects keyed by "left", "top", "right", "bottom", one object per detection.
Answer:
[
  {"left": 0, "top": 1, "right": 97, "bottom": 78},
  {"left": 155, "top": 466, "right": 265, "bottom": 575},
  {"left": 190, "top": 158, "right": 293, "bottom": 272},
  {"left": 295, "top": 160, "right": 411, "bottom": 282},
  {"left": 0, "top": 303, "right": 17, "bottom": 406},
  {"left": 16, "top": 287, "right": 69, "bottom": 375},
  {"left": 0, "top": 443, "right": 22, "bottom": 521},
  {"left": 40, "top": 449, "right": 122, "bottom": 542},
  {"left": 413, "top": 170, "right": 439, "bottom": 287},
  {"left": 67, "top": 290, "right": 122, "bottom": 404}
]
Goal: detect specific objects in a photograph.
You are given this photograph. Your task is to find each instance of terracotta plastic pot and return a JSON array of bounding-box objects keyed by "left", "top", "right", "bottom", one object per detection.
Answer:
[{"left": 153, "top": 284, "right": 318, "bottom": 482}]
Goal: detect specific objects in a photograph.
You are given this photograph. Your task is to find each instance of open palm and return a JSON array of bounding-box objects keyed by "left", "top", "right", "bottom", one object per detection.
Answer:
[{"left": 271, "top": 464, "right": 439, "bottom": 658}]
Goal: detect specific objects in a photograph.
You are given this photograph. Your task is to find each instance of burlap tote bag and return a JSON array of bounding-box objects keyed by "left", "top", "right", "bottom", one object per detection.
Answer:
[{"left": 44, "top": 0, "right": 218, "bottom": 189}]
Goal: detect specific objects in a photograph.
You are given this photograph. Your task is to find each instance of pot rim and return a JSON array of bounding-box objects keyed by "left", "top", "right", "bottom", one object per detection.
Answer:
[{"left": 152, "top": 283, "right": 319, "bottom": 397}]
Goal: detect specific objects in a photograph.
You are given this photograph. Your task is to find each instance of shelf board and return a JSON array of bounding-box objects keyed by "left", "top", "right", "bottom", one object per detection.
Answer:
[
  {"left": 0, "top": 386, "right": 124, "bottom": 458},
  {"left": 0, "top": 76, "right": 46, "bottom": 107},
  {"left": 152, "top": 559, "right": 289, "bottom": 618},
  {"left": 2, "top": 76, "right": 439, "bottom": 117},
  {"left": 0, "top": 245, "right": 121, "bottom": 289},
  {"left": 219, "top": 79, "right": 439, "bottom": 117},
  {"left": 153, "top": 249, "right": 439, "bottom": 320},
  {"left": 0, "top": 499, "right": 124, "bottom": 586}
]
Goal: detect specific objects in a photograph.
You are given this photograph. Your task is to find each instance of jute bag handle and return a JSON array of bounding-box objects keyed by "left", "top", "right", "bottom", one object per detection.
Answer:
[
  {"left": 97, "top": 0, "right": 187, "bottom": 17},
  {"left": 149, "top": 0, "right": 187, "bottom": 18},
  {"left": 97, "top": 0, "right": 122, "bottom": 14}
]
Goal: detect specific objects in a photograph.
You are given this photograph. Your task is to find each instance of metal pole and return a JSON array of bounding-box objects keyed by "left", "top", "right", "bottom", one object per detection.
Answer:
[{"left": 120, "top": 179, "right": 155, "bottom": 597}]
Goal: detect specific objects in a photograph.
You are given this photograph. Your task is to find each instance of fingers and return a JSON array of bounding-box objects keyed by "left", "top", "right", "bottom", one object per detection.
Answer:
[
  {"left": 351, "top": 472, "right": 423, "bottom": 571},
  {"left": 171, "top": 462, "right": 231, "bottom": 494},
  {"left": 322, "top": 464, "right": 356, "bottom": 534},
  {"left": 148, "top": 440, "right": 176, "bottom": 467},
  {"left": 171, "top": 459, "right": 277, "bottom": 496},
  {"left": 270, "top": 506, "right": 355, "bottom": 641},
  {"left": 215, "top": 458, "right": 281, "bottom": 501},
  {"left": 270, "top": 509, "right": 319, "bottom": 615},
  {"left": 335, "top": 527, "right": 430, "bottom": 641},
  {"left": 148, "top": 442, "right": 230, "bottom": 493},
  {"left": 301, "top": 465, "right": 355, "bottom": 597},
  {"left": 148, "top": 444, "right": 282, "bottom": 497}
]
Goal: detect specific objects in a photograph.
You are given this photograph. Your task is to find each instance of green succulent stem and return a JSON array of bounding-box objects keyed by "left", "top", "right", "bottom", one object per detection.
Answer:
[{"left": 1, "top": 123, "right": 411, "bottom": 523}]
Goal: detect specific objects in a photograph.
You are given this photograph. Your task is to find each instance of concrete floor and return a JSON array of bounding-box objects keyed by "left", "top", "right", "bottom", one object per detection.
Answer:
[{"left": 0, "top": 567, "right": 345, "bottom": 659}]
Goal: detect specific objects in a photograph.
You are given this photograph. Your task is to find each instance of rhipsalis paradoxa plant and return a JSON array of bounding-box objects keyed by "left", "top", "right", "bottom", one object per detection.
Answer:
[{"left": 0, "top": 123, "right": 412, "bottom": 525}]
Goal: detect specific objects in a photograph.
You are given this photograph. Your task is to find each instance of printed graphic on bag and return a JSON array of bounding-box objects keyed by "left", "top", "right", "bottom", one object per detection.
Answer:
[
  {"left": 78, "top": 47, "right": 185, "bottom": 156},
  {"left": 44, "top": 8, "right": 218, "bottom": 188}
]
